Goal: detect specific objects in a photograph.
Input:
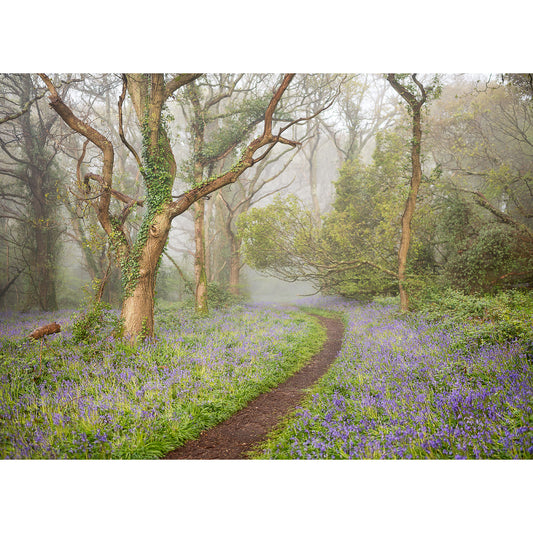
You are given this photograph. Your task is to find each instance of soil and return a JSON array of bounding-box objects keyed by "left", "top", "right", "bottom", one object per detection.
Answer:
[{"left": 163, "top": 314, "right": 344, "bottom": 460}]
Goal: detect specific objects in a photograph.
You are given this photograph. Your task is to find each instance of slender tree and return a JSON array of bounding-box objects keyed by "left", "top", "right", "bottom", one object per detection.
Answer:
[
  {"left": 218, "top": 146, "right": 298, "bottom": 295},
  {"left": 386, "top": 74, "right": 438, "bottom": 312},
  {"left": 180, "top": 74, "right": 265, "bottom": 314}
]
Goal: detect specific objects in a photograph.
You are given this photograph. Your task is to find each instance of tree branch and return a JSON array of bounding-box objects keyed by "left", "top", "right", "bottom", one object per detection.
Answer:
[
  {"left": 118, "top": 75, "right": 143, "bottom": 169},
  {"left": 458, "top": 187, "right": 533, "bottom": 239},
  {"left": 38, "top": 73, "right": 115, "bottom": 235},
  {"left": 164, "top": 74, "right": 203, "bottom": 100},
  {"left": 168, "top": 74, "right": 297, "bottom": 219}
]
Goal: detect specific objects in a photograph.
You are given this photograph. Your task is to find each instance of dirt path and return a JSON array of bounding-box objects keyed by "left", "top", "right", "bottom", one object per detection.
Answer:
[{"left": 163, "top": 314, "right": 344, "bottom": 460}]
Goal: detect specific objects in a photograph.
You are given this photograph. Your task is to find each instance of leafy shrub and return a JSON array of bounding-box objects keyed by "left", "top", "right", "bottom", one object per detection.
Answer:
[
  {"left": 412, "top": 287, "right": 533, "bottom": 347},
  {"left": 207, "top": 282, "right": 247, "bottom": 308},
  {"left": 71, "top": 301, "right": 122, "bottom": 344},
  {"left": 172, "top": 282, "right": 247, "bottom": 312}
]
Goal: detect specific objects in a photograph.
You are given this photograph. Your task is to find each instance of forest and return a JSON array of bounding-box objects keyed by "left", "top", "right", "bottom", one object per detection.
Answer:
[{"left": 1, "top": 72, "right": 532, "bottom": 463}]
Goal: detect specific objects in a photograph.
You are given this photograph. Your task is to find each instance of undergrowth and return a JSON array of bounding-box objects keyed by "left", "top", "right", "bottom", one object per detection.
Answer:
[{"left": 0, "top": 305, "right": 325, "bottom": 459}]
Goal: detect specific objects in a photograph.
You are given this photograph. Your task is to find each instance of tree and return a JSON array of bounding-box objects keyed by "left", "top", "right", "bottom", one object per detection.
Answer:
[
  {"left": 217, "top": 145, "right": 298, "bottom": 295},
  {"left": 238, "top": 130, "right": 411, "bottom": 298},
  {"left": 179, "top": 74, "right": 271, "bottom": 314},
  {"left": 0, "top": 74, "right": 72, "bottom": 310},
  {"left": 426, "top": 76, "right": 533, "bottom": 291},
  {"left": 323, "top": 74, "right": 398, "bottom": 165},
  {"left": 504, "top": 73, "right": 533, "bottom": 99},
  {"left": 386, "top": 74, "right": 439, "bottom": 312},
  {"left": 295, "top": 74, "right": 344, "bottom": 225},
  {"left": 38, "top": 73, "right": 301, "bottom": 341}
]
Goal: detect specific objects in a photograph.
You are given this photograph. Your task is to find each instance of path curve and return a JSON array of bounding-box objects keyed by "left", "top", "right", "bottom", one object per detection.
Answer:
[{"left": 163, "top": 315, "right": 344, "bottom": 460}]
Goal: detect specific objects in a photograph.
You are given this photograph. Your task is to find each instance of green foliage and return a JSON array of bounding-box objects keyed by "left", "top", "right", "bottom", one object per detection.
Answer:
[
  {"left": 434, "top": 195, "right": 533, "bottom": 293},
  {"left": 200, "top": 95, "right": 270, "bottom": 163},
  {"left": 412, "top": 287, "right": 533, "bottom": 347},
  {"left": 445, "top": 224, "right": 522, "bottom": 292},
  {"left": 320, "top": 142, "right": 407, "bottom": 297},
  {"left": 172, "top": 282, "right": 247, "bottom": 312},
  {"left": 321, "top": 129, "right": 421, "bottom": 297},
  {"left": 238, "top": 194, "right": 319, "bottom": 274},
  {"left": 71, "top": 301, "right": 123, "bottom": 344},
  {"left": 206, "top": 282, "right": 246, "bottom": 308},
  {"left": 179, "top": 89, "right": 272, "bottom": 186}
]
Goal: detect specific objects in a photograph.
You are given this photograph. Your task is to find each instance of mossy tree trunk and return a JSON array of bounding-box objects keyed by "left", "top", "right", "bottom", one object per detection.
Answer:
[{"left": 120, "top": 210, "right": 172, "bottom": 338}]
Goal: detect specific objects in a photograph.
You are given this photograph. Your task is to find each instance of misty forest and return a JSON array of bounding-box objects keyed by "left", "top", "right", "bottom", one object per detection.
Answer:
[{"left": 1, "top": 72, "right": 532, "bottom": 460}]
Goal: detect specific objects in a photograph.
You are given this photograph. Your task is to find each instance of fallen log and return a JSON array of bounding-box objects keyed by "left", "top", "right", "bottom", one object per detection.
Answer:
[{"left": 29, "top": 322, "right": 61, "bottom": 340}]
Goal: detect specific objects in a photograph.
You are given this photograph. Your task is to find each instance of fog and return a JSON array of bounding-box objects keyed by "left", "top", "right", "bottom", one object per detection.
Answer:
[{"left": 1, "top": 72, "right": 531, "bottom": 315}]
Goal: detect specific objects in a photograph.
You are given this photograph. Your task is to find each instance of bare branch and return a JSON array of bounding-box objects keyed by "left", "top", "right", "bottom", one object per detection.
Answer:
[
  {"left": 76, "top": 139, "right": 90, "bottom": 190},
  {"left": 118, "top": 75, "right": 143, "bottom": 169},
  {"left": 38, "top": 73, "right": 115, "bottom": 236},
  {"left": 457, "top": 187, "right": 533, "bottom": 240},
  {"left": 0, "top": 88, "right": 48, "bottom": 125},
  {"left": 84, "top": 173, "right": 144, "bottom": 208}
]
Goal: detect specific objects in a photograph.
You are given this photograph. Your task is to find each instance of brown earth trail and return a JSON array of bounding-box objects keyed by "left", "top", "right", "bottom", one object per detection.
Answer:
[{"left": 163, "top": 315, "right": 344, "bottom": 460}]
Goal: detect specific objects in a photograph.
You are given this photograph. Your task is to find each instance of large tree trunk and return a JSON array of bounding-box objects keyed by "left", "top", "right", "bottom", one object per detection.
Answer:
[
  {"left": 193, "top": 198, "right": 209, "bottom": 315},
  {"left": 397, "top": 108, "right": 423, "bottom": 312},
  {"left": 121, "top": 274, "right": 157, "bottom": 340},
  {"left": 26, "top": 164, "right": 58, "bottom": 312},
  {"left": 19, "top": 77, "right": 59, "bottom": 311},
  {"left": 120, "top": 211, "right": 171, "bottom": 339}
]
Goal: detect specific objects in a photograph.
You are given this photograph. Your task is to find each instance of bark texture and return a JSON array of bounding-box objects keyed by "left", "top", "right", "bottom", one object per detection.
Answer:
[{"left": 120, "top": 211, "right": 172, "bottom": 338}]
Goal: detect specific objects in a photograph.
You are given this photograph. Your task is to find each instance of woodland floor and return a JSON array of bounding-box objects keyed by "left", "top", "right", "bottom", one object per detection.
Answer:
[{"left": 163, "top": 315, "right": 344, "bottom": 460}]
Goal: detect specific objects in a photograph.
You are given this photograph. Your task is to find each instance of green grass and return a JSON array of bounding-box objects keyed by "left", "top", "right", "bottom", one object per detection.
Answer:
[{"left": 0, "top": 306, "right": 326, "bottom": 459}]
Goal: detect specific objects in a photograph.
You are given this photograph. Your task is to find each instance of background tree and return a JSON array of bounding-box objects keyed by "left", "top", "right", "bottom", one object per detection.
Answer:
[
  {"left": 217, "top": 145, "right": 298, "bottom": 295},
  {"left": 179, "top": 74, "right": 272, "bottom": 314},
  {"left": 0, "top": 74, "right": 76, "bottom": 310},
  {"left": 426, "top": 76, "right": 533, "bottom": 292},
  {"left": 324, "top": 74, "right": 398, "bottom": 166}
]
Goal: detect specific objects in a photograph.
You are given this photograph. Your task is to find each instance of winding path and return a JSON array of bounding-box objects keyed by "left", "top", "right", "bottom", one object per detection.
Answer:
[{"left": 163, "top": 315, "right": 344, "bottom": 460}]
